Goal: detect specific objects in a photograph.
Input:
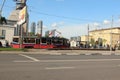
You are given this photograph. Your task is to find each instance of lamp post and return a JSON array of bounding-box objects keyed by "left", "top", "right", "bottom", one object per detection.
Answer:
[
  {"left": 110, "top": 16, "right": 114, "bottom": 53},
  {"left": 87, "top": 24, "right": 89, "bottom": 48}
]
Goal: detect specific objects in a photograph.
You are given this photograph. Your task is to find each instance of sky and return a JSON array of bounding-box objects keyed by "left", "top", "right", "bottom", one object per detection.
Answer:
[{"left": 1, "top": 0, "right": 120, "bottom": 38}]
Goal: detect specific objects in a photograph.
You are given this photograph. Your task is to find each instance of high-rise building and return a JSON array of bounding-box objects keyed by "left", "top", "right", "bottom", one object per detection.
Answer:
[
  {"left": 30, "top": 22, "right": 36, "bottom": 35},
  {"left": 45, "top": 31, "right": 49, "bottom": 37},
  {"left": 37, "top": 21, "right": 43, "bottom": 36}
]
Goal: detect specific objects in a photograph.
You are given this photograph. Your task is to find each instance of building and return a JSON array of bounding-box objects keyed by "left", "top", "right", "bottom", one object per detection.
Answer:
[
  {"left": 30, "top": 22, "right": 36, "bottom": 35},
  {"left": 89, "top": 27, "right": 120, "bottom": 47},
  {"left": 45, "top": 30, "right": 49, "bottom": 37},
  {"left": 80, "top": 27, "right": 120, "bottom": 48},
  {"left": 0, "top": 25, "right": 15, "bottom": 44},
  {"left": 37, "top": 21, "right": 43, "bottom": 36},
  {"left": 8, "top": 0, "right": 29, "bottom": 36},
  {"left": 0, "top": 0, "right": 29, "bottom": 45}
]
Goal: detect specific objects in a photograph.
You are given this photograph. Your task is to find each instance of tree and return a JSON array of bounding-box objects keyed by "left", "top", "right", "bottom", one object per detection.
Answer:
[
  {"left": 90, "top": 38, "right": 95, "bottom": 46},
  {"left": 28, "top": 32, "right": 34, "bottom": 36},
  {"left": 0, "top": 17, "right": 7, "bottom": 24},
  {"left": 102, "top": 39, "right": 107, "bottom": 46}
]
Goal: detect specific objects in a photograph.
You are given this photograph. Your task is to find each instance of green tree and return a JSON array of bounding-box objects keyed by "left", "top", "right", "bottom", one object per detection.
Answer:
[
  {"left": 90, "top": 38, "right": 95, "bottom": 46},
  {"left": 102, "top": 39, "right": 107, "bottom": 45},
  {"left": 0, "top": 17, "right": 7, "bottom": 24}
]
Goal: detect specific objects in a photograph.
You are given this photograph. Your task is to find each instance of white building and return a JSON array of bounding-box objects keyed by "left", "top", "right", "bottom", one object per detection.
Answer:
[
  {"left": 0, "top": 25, "right": 15, "bottom": 45},
  {"left": 0, "top": 0, "right": 29, "bottom": 46}
]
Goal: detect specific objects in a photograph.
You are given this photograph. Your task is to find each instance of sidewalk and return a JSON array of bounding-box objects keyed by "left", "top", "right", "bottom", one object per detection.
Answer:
[{"left": 0, "top": 49, "right": 120, "bottom": 55}]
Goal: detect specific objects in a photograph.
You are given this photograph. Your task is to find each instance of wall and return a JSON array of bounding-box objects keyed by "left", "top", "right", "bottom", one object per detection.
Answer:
[
  {"left": 89, "top": 28, "right": 120, "bottom": 46},
  {"left": 0, "top": 25, "right": 15, "bottom": 45}
]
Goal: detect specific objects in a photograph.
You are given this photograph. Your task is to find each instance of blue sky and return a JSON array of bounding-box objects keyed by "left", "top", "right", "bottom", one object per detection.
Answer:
[{"left": 1, "top": 0, "right": 120, "bottom": 38}]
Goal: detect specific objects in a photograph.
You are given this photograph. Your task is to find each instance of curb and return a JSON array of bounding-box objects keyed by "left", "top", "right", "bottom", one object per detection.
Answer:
[{"left": 0, "top": 50, "right": 120, "bottom": 56}]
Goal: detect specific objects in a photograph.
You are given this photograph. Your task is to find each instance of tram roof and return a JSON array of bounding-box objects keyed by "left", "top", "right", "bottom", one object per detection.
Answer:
[{"left": 13, "top": 36, "right": 68, "bottom": 39}]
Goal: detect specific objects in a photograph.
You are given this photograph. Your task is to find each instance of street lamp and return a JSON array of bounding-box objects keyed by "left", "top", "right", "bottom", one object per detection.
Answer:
[
  {"left": 87, "top": 24, "right": 89, "bottom": 48},
  {"left": 110, "top": 16, "right": 114, "bottom": 53}
]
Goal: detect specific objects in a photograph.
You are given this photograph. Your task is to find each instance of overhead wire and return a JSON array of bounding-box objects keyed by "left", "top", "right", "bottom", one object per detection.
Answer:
[{"left": 28, "top": 8, "right": 102, "bottom": 23}]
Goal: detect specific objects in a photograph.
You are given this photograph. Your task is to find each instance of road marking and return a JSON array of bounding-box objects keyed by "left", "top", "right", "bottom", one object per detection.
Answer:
[
  {"left": 39, "top": 59, "right": 120, "bottom": 63},
  {"left": 13, "top": 60, "right": 35, "bottom": 63},
  {"left": 45, "top": 67, "right": 75, "bottom": 70},
  {"left": 18, "top": 54, "right": 40, "bottom": 62}
]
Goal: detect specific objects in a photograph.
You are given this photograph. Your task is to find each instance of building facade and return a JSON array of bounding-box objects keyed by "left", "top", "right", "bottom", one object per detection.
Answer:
[
  {"left": 81, "top": 27, "right": 120, "bottom": 47},
  {"left": 30, "top": 22, "right": 36, "bottom": 35},
  {"left": 37, "top": 21, "right": 43, "bottom": 36},
  {"left": 0, "top": 0, "right": 29, "bottom": 46},
  {"left": 0, "top": 25, "right": 15, "bottom": 44}
]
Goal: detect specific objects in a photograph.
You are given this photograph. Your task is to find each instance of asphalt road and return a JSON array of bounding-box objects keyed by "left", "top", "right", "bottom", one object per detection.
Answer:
[{"left": 0, "top": 53, "right": 120, "bottom": 80}]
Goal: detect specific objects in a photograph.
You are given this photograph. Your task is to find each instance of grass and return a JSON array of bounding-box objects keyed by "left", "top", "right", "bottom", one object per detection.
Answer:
[{"left": 0, "top": 47, "right": 27, "bottom": 51}]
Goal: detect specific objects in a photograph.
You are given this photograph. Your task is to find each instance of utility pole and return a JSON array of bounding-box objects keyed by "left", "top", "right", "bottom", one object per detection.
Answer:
[
  {"left": 0, "top": 0, "right": 6, "bottom": 19},
  {"left": 87, "top": 24, "right": 89, "bottom": 48},
  {"left": 110, "top": 16, "right": 114, "bottom": 53},
  {"left": 0, "top": 0, "right": 6, "bottom": 16}
]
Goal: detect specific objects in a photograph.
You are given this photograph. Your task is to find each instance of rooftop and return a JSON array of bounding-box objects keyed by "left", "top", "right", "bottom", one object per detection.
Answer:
[{"left": 90, "top": 27, "right": 120, "bottom": 32}]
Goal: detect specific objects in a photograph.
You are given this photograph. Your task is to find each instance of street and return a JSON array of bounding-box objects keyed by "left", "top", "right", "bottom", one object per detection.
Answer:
[{"left": 0, "top": 53, "right": 120, "bottom": 80}]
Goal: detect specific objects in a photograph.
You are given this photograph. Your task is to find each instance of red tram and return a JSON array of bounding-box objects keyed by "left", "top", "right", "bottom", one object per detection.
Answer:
[{"left": 11, "top": 36, "right": 69, "bottom": 49}]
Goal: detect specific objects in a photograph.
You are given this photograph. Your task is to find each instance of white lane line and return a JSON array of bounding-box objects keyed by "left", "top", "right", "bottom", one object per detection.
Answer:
[
  {"left": 45, "top": 67, "right": 75, "bottom": 70},
  {"left": 13, "top": 60, "right": 35, "bottom": 63},
  {"left": 39, "top": 59, "right": 120, "bottom": 62},
  {"left": 18, "top": 54, "right": 40, "bottom": 62}
]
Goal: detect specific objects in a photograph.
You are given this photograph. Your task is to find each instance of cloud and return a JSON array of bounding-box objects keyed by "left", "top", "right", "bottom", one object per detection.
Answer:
[
  {"left": 44, "top": 19, "right": 120, "bottom": 39},
  {"left": 93, "top": 22, "right": 100, "bottom": 27},
  {"left": 103, "top": 20, "right": 111, "bottom": 24},
  {"left": 51, "top": 21, "right": 65, "bottom": 28},
  {"left": 58, "top": 24, "right": 89, "bottom": 39},
  {"left": 43, "top": 25, "right": 47, "bottom": 29},
  {"left": 59, "top": 21, "right": 64, "bottom": 25},
  {"left": 117, "top": 19, "right": 120, "bottom": 23},
  {"left": 49, "top": 22, "right": 98, "bottom": 39},
  {"left": 112, "top": 19, "right": 120, "bottom": 27},
  {"left": 51, "top": 22, "right": 58, "bottom": 27}
]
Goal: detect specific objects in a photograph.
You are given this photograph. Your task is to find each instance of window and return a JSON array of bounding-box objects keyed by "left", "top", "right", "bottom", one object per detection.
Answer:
[
  {"left": 2, "top": 30, "right": 6, "bottom": 36},
  {"left": 23, "top": 38, "right": 35, "bottom": 43},
  {"left": 42, "top": 38, "right": 47, "bottom": 43},
  {"left": 36, "top": 39, "right": 40, "bottom": 44},
  {"left": 13, "top": 38, "right": 19, "bottom": 42}
]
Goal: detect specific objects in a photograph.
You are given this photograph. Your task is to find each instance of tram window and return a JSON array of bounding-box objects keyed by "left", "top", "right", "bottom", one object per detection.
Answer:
[
  {"left": 23, "top": 38, "right": 35, "bottom": 43},
  {"left": 52, "top": 38, "right": 62, "bottom": 44},
  {"left": 13, "top": 38, "right": 19, "bottom": 42},
  {"left": 42, "top": 38, "right": 47, "bottom": 43},
  {"left": 36, "top": 39, "right": 40, "bottom": 44},
  {"left": 47, "top": 38, "right": 51, "bottom": 44}
]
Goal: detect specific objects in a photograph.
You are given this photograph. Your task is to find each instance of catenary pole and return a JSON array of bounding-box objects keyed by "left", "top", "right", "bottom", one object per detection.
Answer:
[
  {"left": 0, "top": 0, "right": 6, "bottom": 18},
  {"left": 110, "top": 16, "right": 113, "bottom": 53},
  {"left": 87, "top": 24, "right": 89, "bottom": 48}
]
